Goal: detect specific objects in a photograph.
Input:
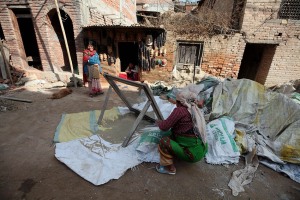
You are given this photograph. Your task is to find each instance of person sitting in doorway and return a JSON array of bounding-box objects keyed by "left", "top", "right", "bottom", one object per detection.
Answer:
[{"left": 125, "top": 63, "right": 138, "bottom": 81}]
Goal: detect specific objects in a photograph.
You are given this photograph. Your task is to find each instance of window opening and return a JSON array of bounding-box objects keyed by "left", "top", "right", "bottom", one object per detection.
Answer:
[{"left": 279, "top": 0, "right": 300, "bottom": 20}]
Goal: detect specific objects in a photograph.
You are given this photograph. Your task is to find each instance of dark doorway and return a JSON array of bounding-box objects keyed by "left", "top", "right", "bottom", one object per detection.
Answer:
[
  {"left": 0, "top": 23, "right": 5, "bottom": 40},
  {"left": 118, "top": 42, "right": 139, "bottom": 72},
  {"left": 12, "top": 8, "right": 41, "bottom": 69},
  {"left": 238, "top": 43, "right": 276, "bottom": 84},
  {"left": 48, "top": 9, "right": 78, "bottom": 73}
]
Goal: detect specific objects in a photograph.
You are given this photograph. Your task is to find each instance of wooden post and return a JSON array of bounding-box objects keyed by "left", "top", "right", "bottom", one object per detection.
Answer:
[
  {"left": 101, "top": 73, "right": 164, "bottom": 147},
  {"left": 97, "top": 86, "right": 112, "bottom": 125},
  {"left": 0, "top": 40, "right": 13, "bottom": 84},
  {"left": 54, "top": 0, "right": 77, "bottom": 87},
  {"left": 122, "top": 101, "right": 151, "bottom": 147},
  {"left": 193, "top": 63, "right": 196, "bottom": 84}
]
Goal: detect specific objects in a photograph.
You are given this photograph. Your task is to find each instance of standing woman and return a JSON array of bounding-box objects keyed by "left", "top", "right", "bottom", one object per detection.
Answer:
[
  {"left": 83, "top": 41, "right": 104, "bottom": 97},
  {"left": 155, "top": 90, "right": 208, "bottom": 175}
]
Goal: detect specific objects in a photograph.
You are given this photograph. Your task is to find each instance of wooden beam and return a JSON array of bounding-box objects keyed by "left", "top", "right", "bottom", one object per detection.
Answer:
[
  {"left": 54, "top": 0, "right": 77, "bottom": 87},
  {"left": 0, "top": 40, "right": 13, "bottom": 84},
  {"left": 97, "top": 86, "right": 112, "bottom": 125},
  {"left": 16, "top": 14, "right": 32, "bottom": 18},
  {"left": 0, "top": 96, "right": 32, "bottom": 103},
  {"left": 136, "top": 14, "right": 158, "bottom": 19},
  {"left": 101, "top": 73, "right": 164, "bottom": 147},
  {"left": 122, "top": 100, "right": 151, "bottom": 147}
]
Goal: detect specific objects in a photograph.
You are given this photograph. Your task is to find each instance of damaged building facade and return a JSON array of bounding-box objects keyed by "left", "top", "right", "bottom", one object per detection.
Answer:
[
  {"left": 162, "top": 0, "right": 300, "bottom": 86},
  {"left": 0, "top": 0, "right": 299, "bottom": 86},
  {"left": 82, "top": 25, "right": 165, "bottom": 77},
  {"left": 0, "top": 0, "right": 137, "bottom": 81}
]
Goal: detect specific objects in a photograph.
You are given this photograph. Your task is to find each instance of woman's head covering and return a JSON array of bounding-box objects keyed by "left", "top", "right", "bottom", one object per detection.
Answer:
[
  {"left": 176, "top": 90, "right": 197, "bottom": 107},
  {"left": 176, "top": 90, "right": 207, "bottom": 143}
]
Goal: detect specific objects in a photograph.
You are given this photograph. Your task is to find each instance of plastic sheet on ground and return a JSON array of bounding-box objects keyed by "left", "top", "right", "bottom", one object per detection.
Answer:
[
  {"left": 54, "top": 96, "right": 175, "bottom": 185},
  {"left": 54, "top": 78, "right": 300, "bottom": 188},
  {"left": 55, "top": 135, "right": 142, "bottom": 186},
  {"left": 209, "top": 78, "right": 300, "bottom": 189},
  {"left": 118, "top": 96, "right": 176, "bottom": 119},
  {"left": 53, "top": 107, "right": 120, "bottom": 143},
  {"left": 291, "top": 92, "right": 300, "bottom": 104},
  {"left": 228, "top": 153, "right": 259, "bottom": 196},
  {"left": 260, "top": 158, "right": 300, "bottom": 183},
  {"left": 210, "top": 79, "right": 300, "bottom": 164}
]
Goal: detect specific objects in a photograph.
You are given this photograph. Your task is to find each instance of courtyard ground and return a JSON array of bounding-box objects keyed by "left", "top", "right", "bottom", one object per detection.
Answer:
[{"left": 0, "top": 73, "right": 299, "bottom": 200}]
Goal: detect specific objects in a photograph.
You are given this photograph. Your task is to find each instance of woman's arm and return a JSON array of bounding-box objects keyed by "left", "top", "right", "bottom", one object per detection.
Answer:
[
  {"left": 157, "top": 107, "right": 183, "bottom": 131},
  {"left": 83, "top": 50, "right": 90, "bottom": 63}
]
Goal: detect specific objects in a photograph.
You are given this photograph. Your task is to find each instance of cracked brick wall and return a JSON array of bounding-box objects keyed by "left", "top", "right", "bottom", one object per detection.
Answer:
[
  {"left": 241, "top": 0, "right": 300, "bottom": 86},
  {"left": 0, "top": 0, "right": 136, "bottom": 76},
  {"left": 165, "top": 0, "right": 300, "bottom": 86}
]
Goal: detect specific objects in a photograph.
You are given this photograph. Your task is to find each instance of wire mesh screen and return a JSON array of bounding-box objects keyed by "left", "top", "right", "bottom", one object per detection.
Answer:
[{"left": 279, "top": 0, "right": 300, "bottom": 20}]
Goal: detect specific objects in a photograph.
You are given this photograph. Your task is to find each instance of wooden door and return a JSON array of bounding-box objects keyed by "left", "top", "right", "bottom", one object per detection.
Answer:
[{"left": 176, "top": 42, "right": 203, "bottom": 69}]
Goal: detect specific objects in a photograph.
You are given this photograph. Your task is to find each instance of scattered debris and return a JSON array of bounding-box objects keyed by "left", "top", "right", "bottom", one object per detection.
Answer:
[
  {"left": 0, "top": 83, "right": 9, "bottom": 90},
  {"left": 0, "top": 99, "right": 18, "bottom": 112},
  {"left": 67, "top": 76, "right": 83, "bottom": 87}
]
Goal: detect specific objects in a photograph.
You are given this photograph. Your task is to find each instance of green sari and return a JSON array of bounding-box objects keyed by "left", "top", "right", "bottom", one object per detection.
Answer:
[{"left": 159, "top": 132, "right": 208, "bottom": 163}]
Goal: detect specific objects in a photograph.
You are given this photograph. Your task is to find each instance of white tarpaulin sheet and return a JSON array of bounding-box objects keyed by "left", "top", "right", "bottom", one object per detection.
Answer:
[
  {"left": 55, "top": 135, "right": 142, "bottom": 185},
  {"left": 54, "top": 79, "right": 300, "bottom": 187},
  {"left": 118, "top": 96, "right": 176, "bottom": 119},
  {"left": 54, "top": 96, "right": 175, "bottom": 185},
  {"left": 210, "top": 79, "right": 300, "bottom": 185},
  {"left": 210, "top": 79, "right": 300, "bottom": 164}
]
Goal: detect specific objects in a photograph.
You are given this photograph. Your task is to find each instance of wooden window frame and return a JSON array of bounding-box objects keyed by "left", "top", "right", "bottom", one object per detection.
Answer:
[{"left": 175, "top": 41, "right": 204, "bottom": 69}]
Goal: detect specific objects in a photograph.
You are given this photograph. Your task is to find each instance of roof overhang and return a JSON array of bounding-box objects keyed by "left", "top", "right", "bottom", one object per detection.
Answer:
[
  {"left": 245, "top": 39, "right": 281, "bottom": 45},
  {"left": 82, "top": 24, "right": 165, "bottom": 33}
]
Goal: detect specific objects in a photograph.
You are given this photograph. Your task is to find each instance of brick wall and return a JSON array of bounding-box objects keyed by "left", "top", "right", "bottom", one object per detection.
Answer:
[
  {"left": 164, "top": 0, "right": 300, "bottom": 86},
  {"left": 161, "top": 0, "right": 244, "bottom": 79},
  {"left": 201, "top": 35, "right": 245, "bottom": 77},
  {"left": 29, "top": 0, "right": 82, "bottom": 72},
  {"left": 165, "top": 31, "right": 245, "bottom": 79},
  {"left": 0, "top": 7, "right": 27, "bottom": 69},
  {"left": 264, "top": 38, "right": 300, "bottom": 86},
  {"left": 88, "top": 0, "right": 137, "bottom": 26},
  {"left": 0, "top": 0, "right": 136, "bottom": 77},
  {"left": 0, "top": 0, "right": 83, "bottom": 73},
  {"left": 241, "top": 0, "right": 300, "bottom": 86}
]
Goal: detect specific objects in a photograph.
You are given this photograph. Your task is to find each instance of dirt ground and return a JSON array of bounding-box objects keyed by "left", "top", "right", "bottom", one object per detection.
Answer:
[{"left": 0, "top": 75, "right": 300, "bottom": 200}]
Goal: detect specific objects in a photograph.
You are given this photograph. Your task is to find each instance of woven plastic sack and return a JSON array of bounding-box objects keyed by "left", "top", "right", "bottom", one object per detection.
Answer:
[
  {"left": 136, "top": 127, "right": 171, "bottom": 163},
  {"left": 205, "top": 116, "right": 240, "bottom": 164}
]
